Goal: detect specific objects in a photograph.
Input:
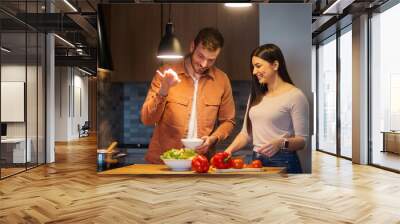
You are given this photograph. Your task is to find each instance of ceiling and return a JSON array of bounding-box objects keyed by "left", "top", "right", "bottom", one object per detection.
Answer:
[{"left": 0, "top": 0, "right": 391, "bottom": 72}]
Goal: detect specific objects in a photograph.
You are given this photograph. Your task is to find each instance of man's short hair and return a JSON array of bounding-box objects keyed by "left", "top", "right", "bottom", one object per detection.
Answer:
[{"left": 194, "top": 27, "right": 224, "bottom": 51}]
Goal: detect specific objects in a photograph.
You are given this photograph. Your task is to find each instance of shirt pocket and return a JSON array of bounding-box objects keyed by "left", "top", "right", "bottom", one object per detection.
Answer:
[
  {"left": 163, "top": 96, "right": 190, "bottom": 128},
  {"left": 203, "top": 97, "right": 221, "bottom": 127}
]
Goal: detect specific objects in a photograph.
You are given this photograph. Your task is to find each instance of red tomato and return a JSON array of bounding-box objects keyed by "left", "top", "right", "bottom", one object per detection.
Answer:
[
  {"left": 211, "top": 152, "right": 232, "bottom": 169},
  {"left": 191, "top": 155, "right": 209, "bottom": 173},
  {"left": 243, "top": 164, "right": 253, "bottom": 168},
  {"left": 251, "top": 160, "right": 262, "bottom": 168},
  {"left": 231, "top": 158, "right": 244, "bottom": 169}
]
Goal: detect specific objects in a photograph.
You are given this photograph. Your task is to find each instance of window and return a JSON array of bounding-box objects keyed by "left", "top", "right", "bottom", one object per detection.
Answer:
[
  {"left": 0, "top": 1, "right": 47, "bottom": 179},
  {"left": 317, "top": 35, "right": 337, "bottom": 154},
  {"left": 370, "top": 3, "right": 400, "bottom": 171},
  {"left": 339, "top": 27, "right": 352, "bottom": 158}
]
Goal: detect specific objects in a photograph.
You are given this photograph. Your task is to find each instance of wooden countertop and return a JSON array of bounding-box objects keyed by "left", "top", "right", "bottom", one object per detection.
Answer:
[{"left": 98, "top": 164, "right": 285, "bottom": 176}]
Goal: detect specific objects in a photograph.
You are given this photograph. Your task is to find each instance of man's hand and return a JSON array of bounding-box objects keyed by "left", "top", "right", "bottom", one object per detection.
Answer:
[
  {"left": 157, "top": 69, "right": 181, "bottom": 96},
  {"left": 195, "top": 136, "right": 218, "bottom": 155}
]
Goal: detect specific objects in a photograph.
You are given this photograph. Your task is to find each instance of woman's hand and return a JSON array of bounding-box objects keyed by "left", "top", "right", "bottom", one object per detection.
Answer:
[
  {"left": 224, "top": 148, "right": 233, "bottom": 156},
  {"left": 256, "top": 139, "right": 282, "bottom": 158}
]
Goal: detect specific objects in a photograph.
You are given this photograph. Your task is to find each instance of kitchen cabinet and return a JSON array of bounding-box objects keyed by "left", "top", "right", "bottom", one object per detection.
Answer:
[
  {"left": 215, "top": 4, "right": 259, "bottom": 81},
  {"left": 107, "top": 4, "right": 162, "bottom": 82},
  {"left": 106, "top": 4, "right": 259, "bottom": 82}
]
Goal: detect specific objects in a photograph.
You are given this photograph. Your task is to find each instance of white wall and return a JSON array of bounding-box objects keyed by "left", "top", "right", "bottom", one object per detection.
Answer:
[
  {"left": 1, "top": 65, "right": 26, "bottom": 81},
  {"left": 55, "top": 67, "right": 89, "bottom": 141},
  {"left": 70, "top": 72, "right": 89, "bottom": 139},
  {"left": 259, "top": 3, "right": 313, "bottom": 173},
  {"left": 1, "top": 65, "right": 35, "bottom": 138},
  {"left": 1, "top": 63, "right": 46, "bottom": 164},
  {"left": 55, "top": 67, "right": 70, "bottom": 141}
]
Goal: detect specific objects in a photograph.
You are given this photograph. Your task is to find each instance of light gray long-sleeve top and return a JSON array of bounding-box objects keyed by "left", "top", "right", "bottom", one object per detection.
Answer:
[{"left": 241, "top": 88, "right": 309, "bottom": 151}]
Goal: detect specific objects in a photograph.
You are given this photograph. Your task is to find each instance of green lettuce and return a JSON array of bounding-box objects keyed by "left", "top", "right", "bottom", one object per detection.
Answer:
[{"left": 160, "top": 148, "right": 197, "bottom": 160}]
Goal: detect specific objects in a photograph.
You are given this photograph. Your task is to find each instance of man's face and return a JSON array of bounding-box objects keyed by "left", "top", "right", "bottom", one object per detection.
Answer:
[{"left": 190, "top": 42, "right": 221, "bottom": 75}]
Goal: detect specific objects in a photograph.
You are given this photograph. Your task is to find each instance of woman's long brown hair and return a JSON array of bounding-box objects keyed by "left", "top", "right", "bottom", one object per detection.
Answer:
[{"left": 247, "top": 44, "right": 294, "bottom": 134}]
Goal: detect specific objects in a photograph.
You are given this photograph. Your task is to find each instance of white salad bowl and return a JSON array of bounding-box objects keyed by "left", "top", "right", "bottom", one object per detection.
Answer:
[
  {"left": 181, "top": 138, "right": 204, "bottom": 149},
  {"left": 162, "top": 158, "right": 193, "bottom": 171}
]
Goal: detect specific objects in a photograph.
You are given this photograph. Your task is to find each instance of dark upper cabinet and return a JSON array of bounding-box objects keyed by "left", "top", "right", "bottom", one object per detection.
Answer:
[
  {"left": 107, "top": 4, "right": 162, "bottom": 82},
  {"left": 106, "top": 4, "right": 259, "bottom": 82},
  {"left": 216, "top": 4, "right": 259, "bottom": 81}
]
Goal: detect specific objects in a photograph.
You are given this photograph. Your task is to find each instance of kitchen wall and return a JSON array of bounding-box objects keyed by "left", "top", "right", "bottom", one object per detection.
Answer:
[
  {"left": 97, "top": 74, "right": 123, "bottom": 149},
  {"left": 97, "top": 79, "right": 252, "bottom": 149},
  {"left": 98, "top": 3, "right": 313, "bottom": 172},
  {"left": 259, "top": 3, "right": 313, "bottom": 173},
  {"left": 98, "top": 3, "right": 259, "bottom": 149}
]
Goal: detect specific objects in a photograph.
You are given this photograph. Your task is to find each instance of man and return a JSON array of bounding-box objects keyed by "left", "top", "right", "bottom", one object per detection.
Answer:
[{"left": 141, "top": 27, "right": 235, "bottom": 164}]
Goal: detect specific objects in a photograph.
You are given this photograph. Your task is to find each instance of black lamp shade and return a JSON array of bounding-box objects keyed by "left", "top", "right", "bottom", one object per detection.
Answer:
[
  {"left": 97, "top": 4, "right": 113, "bottom": 72},
  {"left": 157, "top": 23, "right": 183, "bottom": 59}
]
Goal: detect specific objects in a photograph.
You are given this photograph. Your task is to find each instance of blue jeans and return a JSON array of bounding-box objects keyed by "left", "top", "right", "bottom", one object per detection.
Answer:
[{"left": 253, "top": 150, "right": 302, "bottom": 174}]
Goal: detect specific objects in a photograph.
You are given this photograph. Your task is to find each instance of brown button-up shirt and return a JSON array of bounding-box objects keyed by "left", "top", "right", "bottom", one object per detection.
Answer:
[{"left": 141, "top": 60, "right": 236, "bottom": 164}]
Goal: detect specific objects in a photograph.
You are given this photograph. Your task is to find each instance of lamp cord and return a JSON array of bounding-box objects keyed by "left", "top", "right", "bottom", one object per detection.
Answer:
[
  {"left": 161, "top": 4, "right": 163, "bottom": 35},
  {"left": 168, "top": 4, "right": 171, "bottom": 23}
]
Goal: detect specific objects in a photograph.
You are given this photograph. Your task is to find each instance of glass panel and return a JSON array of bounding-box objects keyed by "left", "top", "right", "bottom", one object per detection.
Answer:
[
  {"left": 339, "top": 28, "right": 352, "bottom": 158},
  {"left": 312, "top": 46, "right": 317, "bottom": 151},
  {"left": 38, "top": 32, "right": 45, "bottom": 165},
  {"left": 0, "top": 1, "right": 46, "bottom": 178},
  {"left": 1, "top": 31, "right": 28, "bottom": 177},
  {"left": 317, "top": 36, "right": 337, "bottom": 154},
  {"left": 371, "top": 4, "right": 400, "bottom": 171},
  {"left": 27, "top": 31, "right": 38, "bottom": 169},
  {"left": 26, "top": 0, "right": 38, "bottom": 169}
]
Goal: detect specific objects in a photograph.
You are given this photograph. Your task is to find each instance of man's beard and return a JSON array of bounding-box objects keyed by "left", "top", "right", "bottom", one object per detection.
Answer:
[{"left": 190, "top": 54, "right": 209, "bottom": 75}]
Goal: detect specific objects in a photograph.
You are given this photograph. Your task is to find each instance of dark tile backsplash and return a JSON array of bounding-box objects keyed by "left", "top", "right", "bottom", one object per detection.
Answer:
[
  {"left": 97, "top": 81, "right": 124, "bottom": 149},
  {"left": 98, "top": 80, "right": 252, "bottom": 150},
  {"left": 123, "top": 82, "right": 153, "bottom": 144},
  {"left": 219, "top": 81, "right": 252, "bottom": 150}
]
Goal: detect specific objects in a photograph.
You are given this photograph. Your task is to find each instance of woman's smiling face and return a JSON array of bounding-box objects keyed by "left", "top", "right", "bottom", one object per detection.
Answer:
[{"left": 251, "top": 56, "right": 278, "bottom": 84}]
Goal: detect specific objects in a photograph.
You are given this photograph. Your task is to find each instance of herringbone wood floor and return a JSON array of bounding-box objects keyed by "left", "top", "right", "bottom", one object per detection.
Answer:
[{"left": 1, "top": 135, "right": 400, "bottom": 224}]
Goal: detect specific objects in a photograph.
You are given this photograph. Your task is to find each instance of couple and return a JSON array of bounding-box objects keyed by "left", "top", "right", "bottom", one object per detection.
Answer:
[{"left": 140, "top": 27, "right": 309, "bottom": 173}]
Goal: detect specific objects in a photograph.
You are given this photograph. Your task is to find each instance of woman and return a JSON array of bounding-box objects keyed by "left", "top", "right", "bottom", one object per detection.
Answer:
[{"left": 225, "top": 44, "right": 309, "bottom": 173}]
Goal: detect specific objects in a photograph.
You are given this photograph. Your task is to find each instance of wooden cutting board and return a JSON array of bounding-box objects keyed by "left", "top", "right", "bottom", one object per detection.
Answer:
[
  {"left": 98, "top": 164, "right": 285, "bottom": 175},
  {"left": 213, "top": 167, "right": 264, "bottom": 173}
]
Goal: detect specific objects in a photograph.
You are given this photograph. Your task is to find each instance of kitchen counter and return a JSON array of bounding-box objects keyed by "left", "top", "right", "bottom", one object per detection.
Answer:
[{"left": 98, "top": 164, "right": 285, "bottom": 176}]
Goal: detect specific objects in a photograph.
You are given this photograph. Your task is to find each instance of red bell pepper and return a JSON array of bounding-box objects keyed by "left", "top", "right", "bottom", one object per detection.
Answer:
[
  {"left": 211, "top": 152, "right": 232, "bottom": 169},
  {"left": 192, "top": 155, "right": 210, "bottom": 173}
]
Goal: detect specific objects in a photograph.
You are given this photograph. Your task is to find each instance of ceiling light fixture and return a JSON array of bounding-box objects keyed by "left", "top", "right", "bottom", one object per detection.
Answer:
[
  {"left": 78, "top": 67, "right": 94, "bottom": 76},
  {"left": 157, "top": 54, "right": 184, "bottom": 59},
  {"left": 224, "top": 3, "right": 252, "bottom": 8},
  {"left": 322, "top": 0, "right": 351, "bottom": 15},
  {"left": 63, "top": 0, "right": 78, "bottom": 12},
  {"left": 54, "top": 34, "right": 75, "bottom": 48},
  {"left": 157, "top": 4, "right": 183, "bottom": 60},
  {"left": 1, "top": 47, "right": 11, "bottom": 53},
  {"left": 97, "top": 4, "right": 113, "bottom": 72}
]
